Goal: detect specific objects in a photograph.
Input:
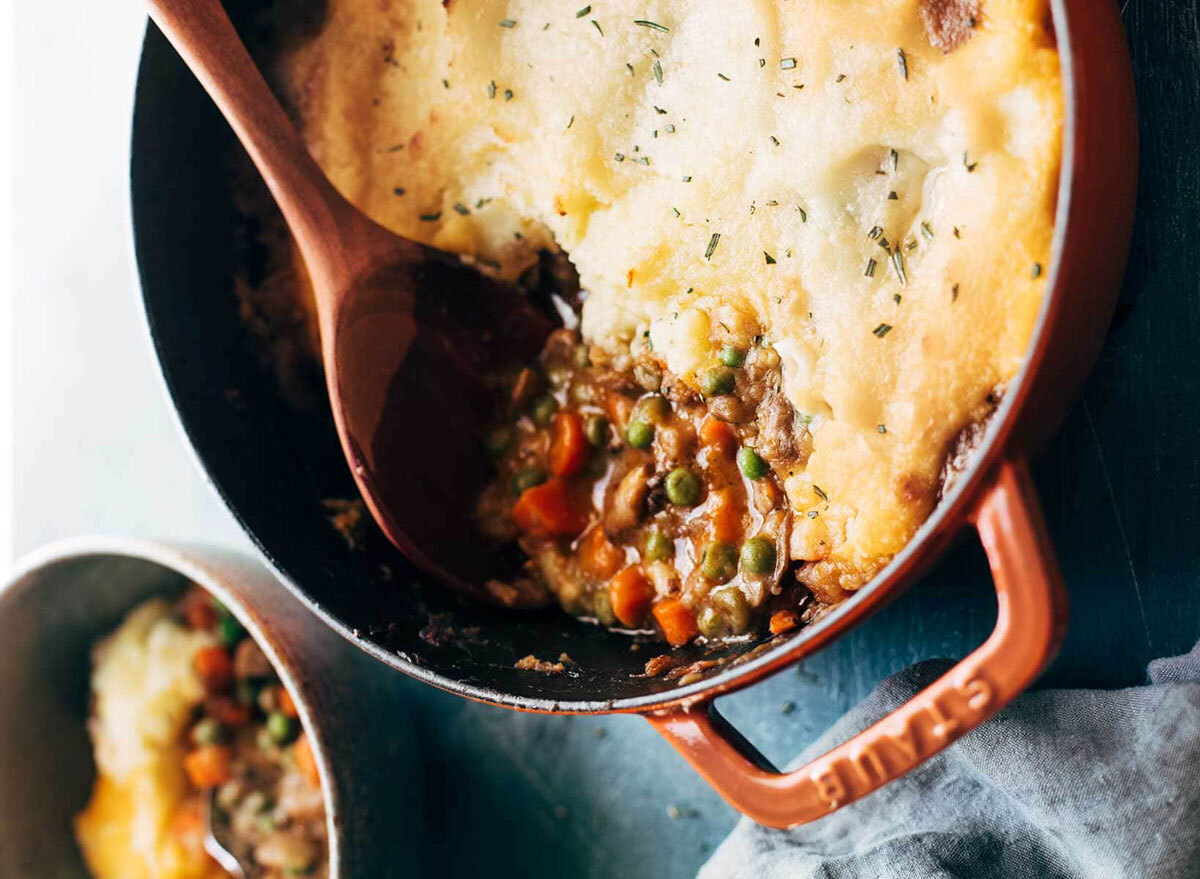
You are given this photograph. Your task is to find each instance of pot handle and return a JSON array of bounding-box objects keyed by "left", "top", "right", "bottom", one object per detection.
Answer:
[{"left": 646, "top": 457, "right": 1067, "bottom": 828}]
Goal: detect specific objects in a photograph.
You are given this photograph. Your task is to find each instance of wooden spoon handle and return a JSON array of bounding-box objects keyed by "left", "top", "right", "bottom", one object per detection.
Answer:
[{"left": 145, "top": 0, "right": 382, "bottom": 289}]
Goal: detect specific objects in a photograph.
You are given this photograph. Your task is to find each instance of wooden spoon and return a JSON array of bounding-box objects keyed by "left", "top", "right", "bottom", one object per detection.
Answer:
[{"left": 147, "top": 0, "right": 552, "bottom": 603}]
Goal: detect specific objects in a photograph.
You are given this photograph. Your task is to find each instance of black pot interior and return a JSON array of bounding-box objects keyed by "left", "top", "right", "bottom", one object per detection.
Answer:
[{"left": 131, "top": 9, "right": 805, "bottom": 710}]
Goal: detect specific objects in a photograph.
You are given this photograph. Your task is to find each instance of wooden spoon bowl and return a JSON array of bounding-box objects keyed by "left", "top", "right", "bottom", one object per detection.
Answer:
[{"left": 146, "top": 0, "right": 552, "bottom": 602}]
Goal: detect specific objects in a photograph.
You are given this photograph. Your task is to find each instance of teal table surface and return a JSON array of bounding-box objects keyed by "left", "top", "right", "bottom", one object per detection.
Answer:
[{"left": 11, "top": 2, "right": 1199, "bottom": 877}]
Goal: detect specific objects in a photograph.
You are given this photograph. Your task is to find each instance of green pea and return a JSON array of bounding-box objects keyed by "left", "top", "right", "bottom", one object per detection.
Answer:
[
  {"left": 696, "top": 605, "right": 728, "bottom": 639},
  {"left": 559, "top": 583, "right": 590, "bottom": 616},
  {"left": 633, "top": 395, "right": 671, "bottom": 425},
  {"left": 644, "top": 530, "right": 673, "bottom": 562},
  {"left": 585, "top": 415, "right": 610, "bottom": 446},
  {"left": 740, "top": 537, "right": 777, "bottom": 575},
  {"left": 626, "top": 419, "right": 654, "bottom": 450},
  {"left": 719, "top": 346, "right": 746, "bottom": 368},
  {"left": 593, "top": 591, "right": 618, "bottom": 627},
  {"left": 699, "top": 366, "right": 736, "bottom": 397},
  {"left": 710, "top": 586, "right": 752, "bottom": 633},
  {"left": 483, "top": 426, "right": 512, "bottom": 456},
  {"left": 634, "top": 362, "right": 663, "bottom": 392},
  {"left": 256, "top": 726, "right": 278, "bottom": 752},
  {"left": 284, "top": 858, "right": 317, "bottom": 876},
  {"left": 531, "top": 395, "right": 559, "bottom": 427},
  {"left": 192, "top": 717, "right": 229, "bottom": 746},
  {"left": 700, "top": 541, "right": 738, "bottom": 583},
  {"left": 512, "top": 466, "right": 547, "bottom": 495},
  {"left": 572, "top": 344, "right": 592, "bottom": 369},
  {"left": 266, "top": 711, "right": 298, "bottom": 746},
  {"left": 737, "top": 446, "right": 769, "bottom": 480},
  {"left": 216, "top": 612, "right": 244, "bottom": 650},
  {"left": 665, "top": 468, "right": 702, "bottom": 506},
  {"left": 235, "top": 678, "right": 262, "bottom": 707}
]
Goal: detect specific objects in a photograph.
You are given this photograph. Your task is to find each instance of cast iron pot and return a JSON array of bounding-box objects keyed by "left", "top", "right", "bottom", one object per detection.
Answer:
[{"left": 131, "top": 0, "right": 1137, "bottom": 827}]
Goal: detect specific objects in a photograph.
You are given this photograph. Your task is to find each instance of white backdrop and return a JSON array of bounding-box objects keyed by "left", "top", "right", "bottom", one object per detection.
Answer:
[
  {"left": 10, "top": 2, "right": 249, "bottom": 562},
  {"left": 3, "top": 0, "right": 14, "bottom": 569}
]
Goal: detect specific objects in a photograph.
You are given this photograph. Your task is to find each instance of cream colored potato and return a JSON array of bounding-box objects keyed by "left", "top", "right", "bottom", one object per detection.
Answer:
[
  {"left": 75, "top": 600, "right": 223, "bottom": 879},
  {"left": 283, "top": 0, "right": 1060, "bottom": 593}
]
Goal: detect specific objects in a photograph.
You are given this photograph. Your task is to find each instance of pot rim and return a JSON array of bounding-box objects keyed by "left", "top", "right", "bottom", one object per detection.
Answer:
[
  {"left": 129, "top": 0, "right": 1109, "bottom": 715},
  {"left": 2, "top": 535, "right": 344, "bottom": 878}
]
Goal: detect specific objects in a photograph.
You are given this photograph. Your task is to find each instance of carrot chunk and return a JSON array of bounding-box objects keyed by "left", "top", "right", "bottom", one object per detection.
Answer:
[
  {"left": 699, "top": 418, "right": 737, "bottom": 456},
  {"left": 294, "top": 732, "right": 321, "bottom": 788},
  {"left": 653, "top": 598, "right": 700, "bottom": 646},
  {"left": 769, "top": 609, "right": 800, "bottom": 635},
  {"left": 608, "top": 566, "right": 655, "bottom": 627},
  {"left": 579, "top": 527, "right": 624, "bottom": 580},
  {"left": 512, "top": 479, "right": 587, "bottom": 537},
  {"left": 549, "top": 411, "right": 589, "bottom": 477},
  {"left": 709, "top": 489, "right": 744, "bottom": 544},
  {"left": 183, "top": 745, "right": 232, "bottom": 789},
  {"left": 605, "top": 393, "right": 634, "bottom": 432},
  {"left": 193, "top": 645, "right": 233, "bottom": 693},
  {"left": 278, "top": 687, "right": 299, "bottom": 719}
]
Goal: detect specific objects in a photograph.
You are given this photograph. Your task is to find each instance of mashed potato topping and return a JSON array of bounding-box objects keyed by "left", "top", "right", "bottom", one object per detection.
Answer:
[
  {"left": 75, "top": 600, "right": 223, "bottom": 879},
  {"left": 283, "top": 0, "right": 1061, "bottom": 595}
]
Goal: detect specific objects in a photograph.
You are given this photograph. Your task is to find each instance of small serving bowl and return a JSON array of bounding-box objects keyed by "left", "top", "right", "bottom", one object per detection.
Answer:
[{"left": 0, "top": 536, "right": 345, "bottom": 878}]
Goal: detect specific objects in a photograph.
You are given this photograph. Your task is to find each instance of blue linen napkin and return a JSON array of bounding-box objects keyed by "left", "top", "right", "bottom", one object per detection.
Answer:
[{"left": 700, "top": 644, "right": 1200, "bottom": 878}]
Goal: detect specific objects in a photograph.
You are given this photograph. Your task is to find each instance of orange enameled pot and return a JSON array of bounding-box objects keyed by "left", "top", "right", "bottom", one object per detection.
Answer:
[
  {"left": 643, "top": 0, "right": 1138, "bottom": 825},
  {"left": 132, "top": 0, "right": 1136, "bottom": 829}
]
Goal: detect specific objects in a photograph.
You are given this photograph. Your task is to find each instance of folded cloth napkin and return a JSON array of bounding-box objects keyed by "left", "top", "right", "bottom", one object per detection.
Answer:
[{"left": 700, "top": 643, "right": 1200, "bottom": 879}]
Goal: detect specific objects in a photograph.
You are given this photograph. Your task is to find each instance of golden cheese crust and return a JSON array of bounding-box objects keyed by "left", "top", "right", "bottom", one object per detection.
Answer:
[{"left": 281, "top": 0, "right": 1061, "bottom": 598}]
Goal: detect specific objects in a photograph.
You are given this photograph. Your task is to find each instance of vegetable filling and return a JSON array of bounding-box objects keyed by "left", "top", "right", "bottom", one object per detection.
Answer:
[
  {"left": 477, "top": 327, "right": 813, "bottom": 645},
  {"left": 179, "top": 588, "right": 328, "bottom": 878}
]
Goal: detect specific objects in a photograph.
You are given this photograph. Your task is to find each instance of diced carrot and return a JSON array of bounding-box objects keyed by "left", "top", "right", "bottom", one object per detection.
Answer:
[
  {"left": 608, "top": 566, "right": 654, "bottom": 627},
  {"left": 578, "top": 527, "right": 624, "bottom": 580},
  {"left": 605, "top": 393, "right": 634, "bottom": 432},
  {"left": 294, "top": 732, "right": 321, "bottom": 788},
  {"left": 769, "top": 610, "right": 800, "bottom": 635},
  {"left": 709, "top": 489, "right": 744, "bottom": 544},
  {"left": 700, "top": 418, "right": 737, "bottom": 456},
  {"left": 512, "top": 479, "right": 587, "bottom": 537},
  {"left": 193, "top": 646, "right": 233, "bottom": 693},
  {"left": 204, "top": 696, "right": 251, "bottom": 727},
  {"left": 653, "top": 598, "right": 700, "bottom": 646},
  {"left": 183, "top": 745, "right": 232, "bottom": 789},
  {"left": 180, "top": 590, "right": 218, "bottom": 631},
  {"left": 278, "top": 687, "right": 299, "bottom": 719},
  {"left": 549, "top": 411, "right": 589, "bottom": 477}
]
